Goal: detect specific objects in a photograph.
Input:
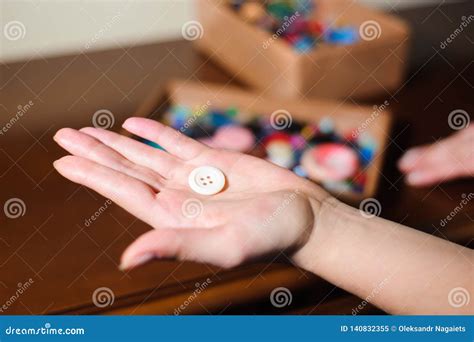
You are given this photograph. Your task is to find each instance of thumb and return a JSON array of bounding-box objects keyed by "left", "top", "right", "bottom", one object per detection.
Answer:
[{"left": 120, "top": 227, "right": 244, "bottom": 270}]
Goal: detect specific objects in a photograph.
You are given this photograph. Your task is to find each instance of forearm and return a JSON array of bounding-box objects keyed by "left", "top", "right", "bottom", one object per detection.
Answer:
[{"left": 292, "top": 191, "right": 474, "bottom": 314}]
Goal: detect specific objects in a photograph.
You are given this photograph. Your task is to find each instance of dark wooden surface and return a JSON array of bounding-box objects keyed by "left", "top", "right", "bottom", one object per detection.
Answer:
[{"left": 0, "top": 2, "right": 473, "bottom": 315}]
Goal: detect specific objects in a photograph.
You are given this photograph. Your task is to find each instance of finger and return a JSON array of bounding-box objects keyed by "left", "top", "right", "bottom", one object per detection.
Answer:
[
  {"left": 122, "top": 117, "right": 209, "bottom": 160},
  {"left": 400, "top": 138, "right": 472, "bottom": 186},
  {"left": 399, "top": 141, "right": 451, "bottom": 173},
  {"left": 398, "top": 147, "right": 427, "bottom": 172},
  {"left": 405, "top": 167, "right": 462, "bottom": 186},
  {"left": 399, "top": 128, "right": 473, "bottom": 173},
  {"left": 79, "top": 127, "right": 181, "bottom": 180},
  {"left": 405, "top": 152, "right": 468, "bottom": 186},
  {"left": 54, "top": 128, "right": 164, "bottom": 191},
  {"left": 120, "top": 227, "right": 243, "bottom": 270},
  {"left": 54, "top": 155, "right": 158, "bottom": 225}
]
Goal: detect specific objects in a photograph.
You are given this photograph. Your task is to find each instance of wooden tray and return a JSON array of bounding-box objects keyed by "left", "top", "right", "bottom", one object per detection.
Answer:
[
  {"left": 135, "top": 79, "right": 393, "bottom": 202},
  {"left": 194, "top": 0, "right": 410, "bottom": 100}
]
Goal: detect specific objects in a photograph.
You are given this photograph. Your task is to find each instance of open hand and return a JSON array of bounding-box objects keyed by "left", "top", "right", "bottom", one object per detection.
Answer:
[{"left": 53, "top": 118, "right": 327, "bottom": 270}]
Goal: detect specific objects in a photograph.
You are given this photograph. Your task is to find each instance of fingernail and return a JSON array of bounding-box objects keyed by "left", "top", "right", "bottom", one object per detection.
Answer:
[
  {"left": 121, "top": 119, "right": 132, "bottom": 129},
  {"left": 399, "top": 149, "right": 421, "bottom": 170},
  {"left": 53, "top": 158, "right": 65, "bottom": 170},
  {"left": 406, "top": 171, "right": 426, "bottom": 185},
  {"left": 53, "top": 131, "right": 61, "bottom": 142},
  {"left": 53, "top": 128, "right": 72, "bottom": 144},
  {"left": 119, "top": 253, "right": 154, "bottom": 271}
]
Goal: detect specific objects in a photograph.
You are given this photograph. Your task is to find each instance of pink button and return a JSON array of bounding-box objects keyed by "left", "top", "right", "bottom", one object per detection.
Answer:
[
  {"left": 212, "top": 125, "right": 255, "bottom": 152},
  {"left": 301, "top": 143, "right": 359, "bottom": 182}
]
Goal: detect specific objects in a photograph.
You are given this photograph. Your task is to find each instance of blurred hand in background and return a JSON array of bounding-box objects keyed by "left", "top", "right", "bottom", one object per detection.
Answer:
[{"left": 398, "top": 126, "right": 474, "bottom": 186}]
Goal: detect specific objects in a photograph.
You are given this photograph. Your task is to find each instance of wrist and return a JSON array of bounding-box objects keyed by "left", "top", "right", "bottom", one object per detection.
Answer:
[{"left": 290, "top": 193, "right": 344, "bottom": 273}]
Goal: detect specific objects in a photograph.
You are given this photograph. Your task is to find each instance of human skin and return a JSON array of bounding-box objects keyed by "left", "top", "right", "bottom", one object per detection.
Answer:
[
  {"left": 398, "top": 125, "right": 474, "bottom": 186},
  {"left": 53, "top": 118, "right": 473, "bottom": 314}
]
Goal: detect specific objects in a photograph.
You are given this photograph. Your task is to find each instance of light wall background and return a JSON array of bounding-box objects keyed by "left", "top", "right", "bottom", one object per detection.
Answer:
[{"left": 1, "top": 0, "right": 441, "bottom": 63}]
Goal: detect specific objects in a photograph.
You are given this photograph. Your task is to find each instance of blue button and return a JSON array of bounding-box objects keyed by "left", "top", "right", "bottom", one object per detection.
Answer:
[
  {"left": 293, "top": 164, "right": 308, "bottom": 178},
  {"left": 293, "top": 35, "right": 315, "bottom": 53},
  {"left": 326, "top": 26, "right": 358, "bottom": 45}
]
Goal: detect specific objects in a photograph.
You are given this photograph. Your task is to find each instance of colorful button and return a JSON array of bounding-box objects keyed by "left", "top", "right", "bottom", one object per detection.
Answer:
[
  {"left": 293, "top": 0, "right": 314, "bottom": 15},
  {"left": 359, "top": 147, "right": 374, "bottom": 166},
  {"left": 212, "top": 125, "right": 256, "bottom": 152},
  {"left": 209, "top": 112, "right": 234, "bottom": 127},
  {"left": 231, "top": 1, "right": 357, "bottom": 51},
  {"left": 188, "top": 166, "right": 226, "bottom": 196},
  {"left": 266, "top": 141, "right": 295, "bottom": 168},
  {"left": 266, "top": 2, "right": 294, "bottom": 20},
  {"left": 284, "top": 16, "right": 307, "bottom": 35},
  {"left": 307, "top": 20, "right": 324, "bottom": 37},
  {"left": 165, "top": 101, "right": 379, "bottom": 195},
  {"left": 301, "top": 124, "right": 318, "bottom": 140},
  {"left": 293, "top": 35, "right": 315, "bottom": 53},
  {"left": 264, "top": 131, "right": 291, "bottom": 145},
  {"left": 318, "top": 117, "right": 334, "bottom": 134},
  {"left": 225, "top": 106, "right": 239, "bottom": 118},
  {"left": 357, "top": 132, "right": 378, "bottom": 150},
  {"left": 325, "top": 26, "right": 358, "bottom": 45},
  {"left": 290, "top": 134, "right": 307, "bottom": 150},
  {"left": 293, "top": 164, "right": 308, "bottom": 178},
  {"left": 301, "top": 143, "right": 359, "bottom": 182}
]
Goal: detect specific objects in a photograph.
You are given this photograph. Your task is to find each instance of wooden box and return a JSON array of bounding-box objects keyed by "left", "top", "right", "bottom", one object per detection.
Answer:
[
  {"left": 135, "top": 80, "right": 392, "bottom": 202},
  {"left": 194, "top": 0, "right": 410, "bottom": 100}
]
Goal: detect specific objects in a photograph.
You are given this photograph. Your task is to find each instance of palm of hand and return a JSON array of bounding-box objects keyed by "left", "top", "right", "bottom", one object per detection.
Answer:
[{"left": 54, "top": 118, "right": 321, "bottom": 269}]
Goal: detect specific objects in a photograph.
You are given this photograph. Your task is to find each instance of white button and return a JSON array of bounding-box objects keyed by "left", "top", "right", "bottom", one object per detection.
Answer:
[{"left": 188, "top": 166, "right": 226, "bottom": 196}]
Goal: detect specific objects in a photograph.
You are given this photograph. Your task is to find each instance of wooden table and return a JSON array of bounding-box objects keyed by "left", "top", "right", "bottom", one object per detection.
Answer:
[{"left": 0, "top": 2, "right": 472, "bottom": 315}]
